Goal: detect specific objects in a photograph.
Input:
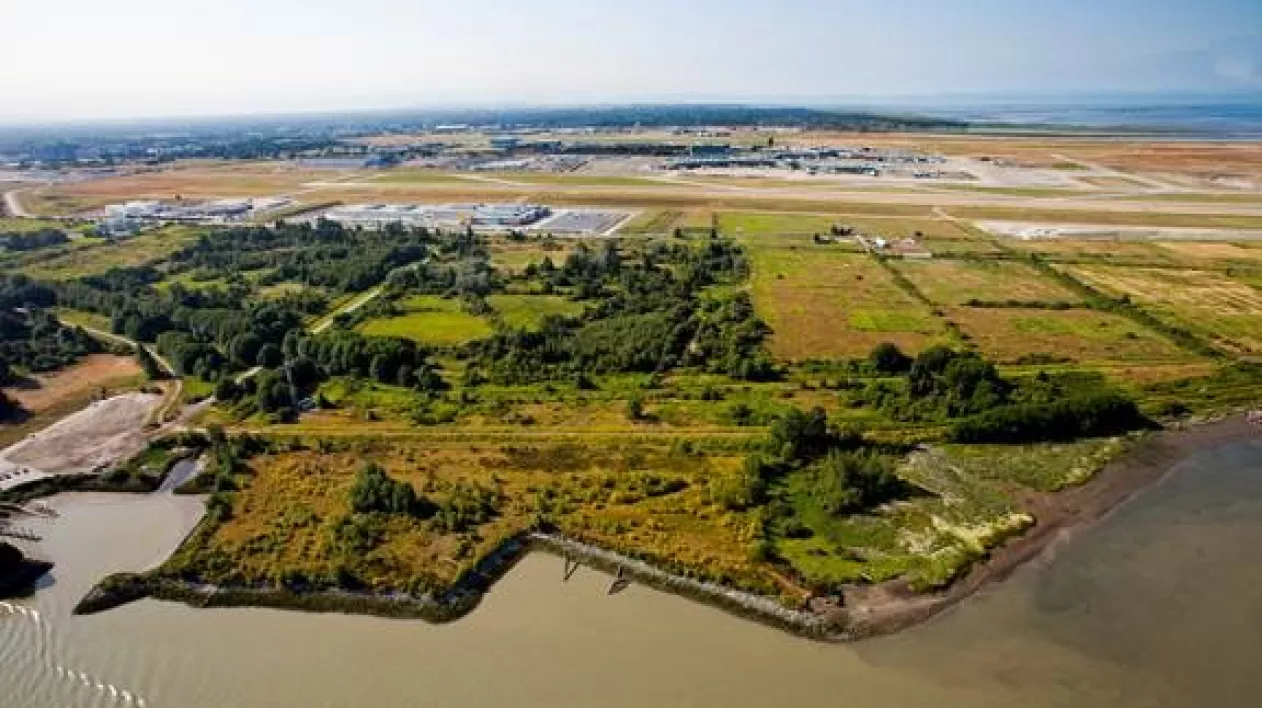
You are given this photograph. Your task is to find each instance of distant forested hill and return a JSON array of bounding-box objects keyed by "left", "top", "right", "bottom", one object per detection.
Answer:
[{"left": 405, "top": 104, "right": 966, "bottom": 131}]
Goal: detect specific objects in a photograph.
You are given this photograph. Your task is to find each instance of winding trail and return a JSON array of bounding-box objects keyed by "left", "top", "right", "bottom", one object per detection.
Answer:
[{"left": 3, "top": 189, "right": 31, "bottom": 218}]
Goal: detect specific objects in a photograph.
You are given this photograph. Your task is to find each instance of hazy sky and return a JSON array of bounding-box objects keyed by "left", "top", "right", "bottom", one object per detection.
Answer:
[{"left": 2, "top": 0, "right": 1259, "bottom": 120}]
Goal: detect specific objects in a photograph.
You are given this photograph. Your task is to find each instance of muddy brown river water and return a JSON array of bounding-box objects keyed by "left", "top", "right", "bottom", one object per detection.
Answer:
[{"left": 3, "top": 439, "right": 1261, "bottom": 708}]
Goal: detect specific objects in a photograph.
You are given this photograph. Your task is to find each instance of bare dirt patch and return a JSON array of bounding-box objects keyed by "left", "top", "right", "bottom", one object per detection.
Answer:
[
  {"left": 0, "top": 393, "right": 159, "bottom": 474},
  {"left": 8, "top": 355, "right": 142, "bottom": 414}
]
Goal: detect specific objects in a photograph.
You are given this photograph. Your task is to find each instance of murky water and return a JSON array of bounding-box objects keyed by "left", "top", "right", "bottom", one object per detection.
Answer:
[{"left": 4, "top": 439, "right": 1261, "bottom": 708}]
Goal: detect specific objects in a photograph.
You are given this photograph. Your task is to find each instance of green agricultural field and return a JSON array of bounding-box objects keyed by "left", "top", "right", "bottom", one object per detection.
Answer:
[
  {"left": 488, "top": 294, "right": 585, "bottom": 330},
  {"left": 744, "top": 241, "right": 947, "bottom": 359},
  {"left": 948, "top": 307, "right": 1196, "bottom": 365},
  {"left": 718, "top": 211, "right": 849, "bottom": 236},
  {"left": 318, "top": 377, "right": 422, "bottom": 418},
  {"left": 0, "top": 217, "right": 73, "bottom": 233},
  {"left": 357, "top": 295, "right": 494, "bottom": 346},
  {"left": 892, "top": 259, "right": 1082, "bottom": 305}
]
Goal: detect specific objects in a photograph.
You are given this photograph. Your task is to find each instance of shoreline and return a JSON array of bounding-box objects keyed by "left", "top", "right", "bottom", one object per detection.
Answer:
[
  {"left": 0, "top": 559, "right": 54, "bottom": 599},
  {"left": 71, "top": 414, "right": 1261, "bottom": 640},
  {"left": 839, "top": 413, "right": 1261, "bottom": 639}
]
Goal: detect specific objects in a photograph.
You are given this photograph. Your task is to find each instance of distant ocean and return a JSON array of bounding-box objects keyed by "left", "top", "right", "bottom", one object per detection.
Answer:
[{"left": 885, "top": 97, "right": 1262, "bottom": 138}]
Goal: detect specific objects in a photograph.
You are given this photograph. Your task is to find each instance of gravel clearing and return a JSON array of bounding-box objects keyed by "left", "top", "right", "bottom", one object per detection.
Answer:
[{"left": 0, "top": 393, "right": 160, "bottom": 477}]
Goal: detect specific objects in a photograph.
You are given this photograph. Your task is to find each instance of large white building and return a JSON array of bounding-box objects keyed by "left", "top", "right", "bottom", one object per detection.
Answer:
[
  {"left": 323, "top": 203, "right": 551, "bottom": 229},
  {"left": 101, "top": 198, "right": 286, "bottom": 224}
]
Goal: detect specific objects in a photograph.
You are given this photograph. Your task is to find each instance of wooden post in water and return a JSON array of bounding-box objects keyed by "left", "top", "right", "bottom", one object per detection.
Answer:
[
  {"left": 562, "top": 554, "right": 581, "bottom": 582},
  {"left": 607, "top": 566, "right": 630, "bottom": 596}
]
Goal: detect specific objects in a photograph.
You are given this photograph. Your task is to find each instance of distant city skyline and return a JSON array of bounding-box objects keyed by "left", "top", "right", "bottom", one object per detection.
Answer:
[{"left": 2, "top": 0, "right": 1259, "bottom": 120}]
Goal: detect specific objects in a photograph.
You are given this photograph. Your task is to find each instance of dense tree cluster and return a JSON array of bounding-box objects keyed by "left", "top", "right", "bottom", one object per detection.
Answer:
[
  {"left": 0, "top": 273, "right": 56, "bottom": 310},
  {"left": 950, "top": 392, "right": 1148, "bottom": 443},
  {"left": 169, "top": 220, "right": 429, "bottom": 294},
  {"left": 853, "top": 342, "right": 1150, "bottom": 443},
  {"left": 718, "top": 407, "right": 913, "bottom": 562},
  {"left": 0, "top": 309, "right": 100, "bottom": 377},
  {"left": 0, "top": 274, "right": 100, "bottom": 418},
  {"left": 432, "top": 481, "right": 499, "bottom": 533},
  {"left": 0, "top": 228, "right": 70, "bottom": 252},
  {"left": 805, "top": 449, "right": 903, "bottom": 516},
  {"left": 349, "top": 462, "right": 424, "bottom": 515},
  {"left": 404, "top": 105, "right": 963, "bottom": 132},
  {"left": 387, "top": 258, "right": 497, "bottom": 298},
  {"left": 856, "top": 344, "right": 1011, "bottom": 421},
  {"left": 0, "top": 389, "right": 18, "bottom": 420},
  {"left": 466, "top": 240, "right": 775, "bottom": 383},
  {"left": 285, "top": 330, "right": 445, "bottom": 391},
  {"left": 134, "top": 344, "right": 167, "bottom": 380}
]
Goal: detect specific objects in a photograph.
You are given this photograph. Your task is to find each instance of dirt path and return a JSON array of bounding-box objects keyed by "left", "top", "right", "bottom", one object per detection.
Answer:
[
  {"left": 2, "top": 189, "right": 31, "bottom": 218},
  {"left": 72, "top": 324, "right": 182, "bottom": 422},
  {"left": 309, "top": 286, "right": 384, "bottom": 334}
]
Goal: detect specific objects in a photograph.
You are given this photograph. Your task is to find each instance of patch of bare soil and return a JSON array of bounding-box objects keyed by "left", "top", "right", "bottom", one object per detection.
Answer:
[
  {"left": 7, "top": 355, "right": 142, "bottom": 414},
  {"left": 0, "top": 393, "right": 160, "bottom": 475}
]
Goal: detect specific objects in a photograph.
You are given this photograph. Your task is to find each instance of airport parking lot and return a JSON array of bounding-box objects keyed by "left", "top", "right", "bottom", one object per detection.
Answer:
[{"left": 532, "top": 209, "right": 630, "bottom": 235}]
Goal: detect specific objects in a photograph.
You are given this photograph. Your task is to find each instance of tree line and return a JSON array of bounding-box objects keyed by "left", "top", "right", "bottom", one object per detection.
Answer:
[{"left": 0, "top": 228, "right": 70, "bottom": 252}]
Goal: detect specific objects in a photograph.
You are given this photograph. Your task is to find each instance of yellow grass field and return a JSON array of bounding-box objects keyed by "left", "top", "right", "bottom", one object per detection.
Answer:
[
  {"left": 1063, "top": 265, "right": 1262, "bottom": 355},
  {"left": 176, "top": 441, "right": 776, "bottom": 595},
  {"left": 1153, "top": 241, "right": 1262, "bottom": 267},
  {"left": 1002, "top": 238, "right": 1176, "bottom": 264}
]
